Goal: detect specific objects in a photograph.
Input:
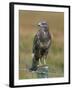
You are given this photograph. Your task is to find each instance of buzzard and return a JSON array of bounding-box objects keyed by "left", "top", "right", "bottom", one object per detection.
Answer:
[{"left": 30, "top": 21, "right": 51, "bottom": 71}]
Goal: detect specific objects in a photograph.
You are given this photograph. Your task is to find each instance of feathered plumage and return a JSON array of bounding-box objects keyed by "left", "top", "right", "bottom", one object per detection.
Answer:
[{"left": 30, "top": 21, "right": 51, "bottom": 71}]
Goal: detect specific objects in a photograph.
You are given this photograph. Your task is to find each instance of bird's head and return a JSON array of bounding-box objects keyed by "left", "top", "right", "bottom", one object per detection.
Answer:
[{"left": 38, "top": 21, "right": 48, "bottom": 31}]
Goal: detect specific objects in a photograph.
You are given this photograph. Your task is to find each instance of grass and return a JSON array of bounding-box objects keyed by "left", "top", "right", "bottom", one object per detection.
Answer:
[{"left": 19, "top": 10, "right": 64, "bottom": 79}]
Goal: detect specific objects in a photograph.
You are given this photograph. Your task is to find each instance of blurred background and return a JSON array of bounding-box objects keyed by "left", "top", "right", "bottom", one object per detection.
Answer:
[{"left": 19, "top": 10, "right": 64, "bottom": 79}]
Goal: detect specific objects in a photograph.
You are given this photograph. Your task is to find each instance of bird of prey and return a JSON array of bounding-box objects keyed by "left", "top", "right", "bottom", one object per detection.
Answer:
[{"left": 30, "top": 21, "right": 51, "bottom": 71}]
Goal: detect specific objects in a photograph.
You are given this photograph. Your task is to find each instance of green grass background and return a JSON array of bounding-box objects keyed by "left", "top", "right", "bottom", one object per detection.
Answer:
[{"left": 19, "top": 10, "right": 64, "bottom": 79}]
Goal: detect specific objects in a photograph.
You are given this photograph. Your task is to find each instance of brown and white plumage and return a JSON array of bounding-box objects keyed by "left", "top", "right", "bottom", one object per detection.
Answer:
[{"left": 30, "top": 21, "right": 51, "bottom": 71}]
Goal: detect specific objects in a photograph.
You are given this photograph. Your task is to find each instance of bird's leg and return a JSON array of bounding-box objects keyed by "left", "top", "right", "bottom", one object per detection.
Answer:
[
  {"left": 39, "top": 58, "right": 42, "bottom": 66},
  {"left": 44, "top": 56, "right": 46, "bottom": 65}
]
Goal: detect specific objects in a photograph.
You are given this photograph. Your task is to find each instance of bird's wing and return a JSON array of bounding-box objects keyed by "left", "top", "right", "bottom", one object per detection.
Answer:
[
  {"left": 46, "top": 32, "right": 52, "bottom": 49},
  {"left": 32, "top": 33, "right": 40, "bottom": 53}
]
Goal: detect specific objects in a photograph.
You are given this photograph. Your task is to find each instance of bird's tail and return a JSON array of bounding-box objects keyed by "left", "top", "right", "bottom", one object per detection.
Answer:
[{"left": 30, "top": 57, "right": 39, "bottom": 71}]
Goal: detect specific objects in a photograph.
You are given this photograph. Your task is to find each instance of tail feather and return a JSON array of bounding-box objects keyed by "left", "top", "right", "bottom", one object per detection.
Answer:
[{"left": 30, "top": 57, "right": 39, "bottom": 71}]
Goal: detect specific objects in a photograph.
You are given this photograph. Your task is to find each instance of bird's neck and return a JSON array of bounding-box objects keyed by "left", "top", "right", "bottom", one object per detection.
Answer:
[{"left": 40, "top": 28, "right": 48, "bottom": 32}]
